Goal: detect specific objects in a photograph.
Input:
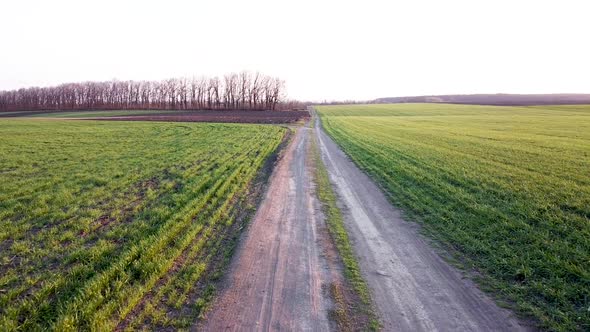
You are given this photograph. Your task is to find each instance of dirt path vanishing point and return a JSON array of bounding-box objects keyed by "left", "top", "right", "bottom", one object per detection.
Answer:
[
  {"left": 203, "top": 124, "right": 337, "bottom": 331},
  {"left": 314, "top": 114, "right": 530, "bottom": 331}
]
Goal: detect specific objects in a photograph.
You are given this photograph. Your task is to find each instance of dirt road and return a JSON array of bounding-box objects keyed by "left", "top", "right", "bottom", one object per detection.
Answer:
[
  {"left": 314, "top": 115, "right": 528, "bottom": 331},
  {"left": 203, "top": 125, "right": 335, "bottom": 331},
  {"left": 204, "top": 114, "right": 528, "bottom": 331}
]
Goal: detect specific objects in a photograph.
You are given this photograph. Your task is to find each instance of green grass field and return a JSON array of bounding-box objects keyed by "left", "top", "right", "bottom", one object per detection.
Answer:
[
  {"left": 0, "top": 119, "right": 285, "bottom": 330},
  {"left": 317, "top": 103, "right": 590, "bottom": 331}
]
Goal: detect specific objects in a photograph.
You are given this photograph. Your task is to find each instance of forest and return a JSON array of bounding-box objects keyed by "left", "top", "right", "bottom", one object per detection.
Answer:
[{"left": 0, "top": 72, "right": 286, "bottom": 111}]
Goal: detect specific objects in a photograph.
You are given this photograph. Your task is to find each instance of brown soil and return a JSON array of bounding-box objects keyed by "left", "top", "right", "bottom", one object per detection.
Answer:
[{"left": 89, "top": 110, "right": 309, "bottom": 124}]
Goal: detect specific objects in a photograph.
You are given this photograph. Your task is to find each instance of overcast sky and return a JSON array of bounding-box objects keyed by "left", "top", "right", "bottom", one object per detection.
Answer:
[{"left": 1, "top": 0, "right": 589, "bottom": 101}]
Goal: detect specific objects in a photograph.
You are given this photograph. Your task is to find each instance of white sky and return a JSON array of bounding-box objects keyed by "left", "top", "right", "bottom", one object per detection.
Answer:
[{"left": 1, "top": 0, "right": 589, "bottom": 101}]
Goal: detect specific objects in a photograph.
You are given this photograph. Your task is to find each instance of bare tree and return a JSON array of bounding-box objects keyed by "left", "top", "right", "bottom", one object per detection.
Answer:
[{"left": 0, "top": 72, "right": 289, "bottom": 112}]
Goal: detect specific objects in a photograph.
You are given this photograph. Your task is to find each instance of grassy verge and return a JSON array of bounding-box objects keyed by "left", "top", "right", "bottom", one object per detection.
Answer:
[{"left": 310, "top": 132, "right": 379, "bottom": 331}]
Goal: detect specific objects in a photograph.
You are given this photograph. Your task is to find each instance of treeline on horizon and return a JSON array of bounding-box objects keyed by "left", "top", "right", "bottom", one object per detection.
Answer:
[{"left": 0, "top": 72, "right": 295, "bottom": 112}]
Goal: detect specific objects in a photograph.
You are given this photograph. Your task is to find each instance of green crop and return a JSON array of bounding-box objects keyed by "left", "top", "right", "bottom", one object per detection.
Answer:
[
  {"left": 0, "top": 119, "right": 285, "bottom": 331},
  {"left": 317, "top": 103, "right": 590, "bottom": 331}
]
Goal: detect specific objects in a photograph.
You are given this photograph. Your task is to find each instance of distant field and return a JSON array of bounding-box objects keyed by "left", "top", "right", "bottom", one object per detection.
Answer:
[
  {"left": 1, "top": 109, "right": 310, "bottom": 124},
  {"left": 26, "top": 110, "right": 167, "bottom": 118},
  {"left": 0, "top": 110, "right": 169, "bottom": 118},
  {"left": 0, "top": 119, "right": 285, "bottom": 330},
  {"left": 317, "top": 103, "right": 590, "bottom": 330}
]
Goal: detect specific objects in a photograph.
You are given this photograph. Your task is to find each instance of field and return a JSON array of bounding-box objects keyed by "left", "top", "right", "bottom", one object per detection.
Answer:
[
  {"left": 317, "top": 103, "right": 590, "bottom": 330},
  {"left": 97, "top": 110, "right": 309, "bottom": 124},
  {"left": 0, "top": 110, "right": 165, "bottom": 118},
  {"left": 1, "top": 109, "right": 310, "bottom": 124},
  {"left": 0, "top": 119, "right": 285, "bottom": 330}
]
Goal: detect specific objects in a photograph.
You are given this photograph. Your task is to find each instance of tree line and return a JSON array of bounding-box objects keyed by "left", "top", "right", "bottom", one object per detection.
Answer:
[{"left": 0, "top": 72, "right": 289, "bottom": 112}]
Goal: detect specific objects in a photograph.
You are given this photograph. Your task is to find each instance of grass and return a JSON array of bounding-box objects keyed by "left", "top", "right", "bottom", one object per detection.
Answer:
[
  {"left": 310, "top": 130, "right": 379, "bottom": 331},
  {"left": 317, "top": 103, "right": 590, "bottom": 331},
  {"left": 0, "top": 119, "right": 285, "bottom": 331}
]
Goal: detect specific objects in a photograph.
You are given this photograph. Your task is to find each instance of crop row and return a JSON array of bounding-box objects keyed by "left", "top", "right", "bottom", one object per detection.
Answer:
[{"left": 0, "top": 120, "right": 285, "bottom": 330}]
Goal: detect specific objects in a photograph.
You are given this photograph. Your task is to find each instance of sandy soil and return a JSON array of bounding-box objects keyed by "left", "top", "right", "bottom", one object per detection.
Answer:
[
  {"left": 314, "top": 114, "right": 531, "bottom": 331},
  {"left": 202, "top": 125, "right": 336, "bottom": 331}
]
